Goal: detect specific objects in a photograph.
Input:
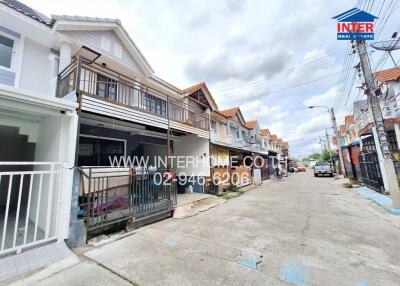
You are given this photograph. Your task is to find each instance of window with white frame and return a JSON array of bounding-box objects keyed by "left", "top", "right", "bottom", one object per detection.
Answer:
[{"left": 0, "top": 34, "right": 14, "bottom": 69}]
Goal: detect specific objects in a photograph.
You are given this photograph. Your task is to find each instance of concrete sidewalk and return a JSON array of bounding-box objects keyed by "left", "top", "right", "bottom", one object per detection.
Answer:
[{"left": 354, "top": 186, "right": 400, "bottom": 215}]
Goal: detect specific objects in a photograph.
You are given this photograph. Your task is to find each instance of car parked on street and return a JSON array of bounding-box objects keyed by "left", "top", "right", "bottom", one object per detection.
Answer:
[
  {"left": 314, "top": 162, "right": 333, "bottom": 177},
  {"left": 296, "top": 163, "right": 306, "bottom": 172}
]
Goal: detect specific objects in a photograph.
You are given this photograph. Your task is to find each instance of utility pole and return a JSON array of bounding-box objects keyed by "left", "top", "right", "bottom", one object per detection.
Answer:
[
  {"left": 319, "top": 136, "right": 326, "bottom": 152},
  {"left": 355, "top": 40, "right": 400, "bottom": 208},
  {"left": 325, "top": 128, "right": 333, "bottom": 168},
  {"left": 329, "top": 108, "right": 346, "bottom": 176},
  {"left": 308, "top": 105, "right": 345, "bottom": 176}
]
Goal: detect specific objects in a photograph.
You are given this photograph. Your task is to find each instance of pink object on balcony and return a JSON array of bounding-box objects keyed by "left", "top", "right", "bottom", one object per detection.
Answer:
[{"left": 96, "top": 197, "right": 129, "bottom": 212}]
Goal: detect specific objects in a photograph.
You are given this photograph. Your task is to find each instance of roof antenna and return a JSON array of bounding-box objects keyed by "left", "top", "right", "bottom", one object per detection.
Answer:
[{"left": 370, "top": 33, "right": 400, "bottom": 68}]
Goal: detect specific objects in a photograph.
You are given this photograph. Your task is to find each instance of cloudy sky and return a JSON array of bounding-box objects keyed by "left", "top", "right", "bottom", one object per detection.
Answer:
[{"left": 26, "top": 0, "right": 400, "bottom": 158}]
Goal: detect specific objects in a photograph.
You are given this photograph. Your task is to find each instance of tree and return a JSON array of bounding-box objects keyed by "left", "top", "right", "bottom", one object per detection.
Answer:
[
  {"left": 321, "top": 150, "right": 331, "bottom": 162},
  {"left": 308, "top": 153, "right": 322, "bottom": 161}
]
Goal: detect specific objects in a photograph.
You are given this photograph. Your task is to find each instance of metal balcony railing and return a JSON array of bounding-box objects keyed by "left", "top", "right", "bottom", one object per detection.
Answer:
[
  {"left": 355, "top": 94, "right": 400, "bottom": 131},
  {"left": 57, "top": 57, "right": 209, "bottom": 130}
]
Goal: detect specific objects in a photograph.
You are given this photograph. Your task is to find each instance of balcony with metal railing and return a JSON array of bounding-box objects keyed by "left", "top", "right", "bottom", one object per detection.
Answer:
[
  {"left": 355, "top": 94, "right": 400, "bottom": 132},
  {"left": 56, "top": 57, "right": 209, "bottom": 137}
]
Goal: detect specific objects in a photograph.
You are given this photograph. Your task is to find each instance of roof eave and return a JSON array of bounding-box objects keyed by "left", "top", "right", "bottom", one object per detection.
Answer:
[{"left": 52, "top": 19, "right": 155, "bottom": 76}]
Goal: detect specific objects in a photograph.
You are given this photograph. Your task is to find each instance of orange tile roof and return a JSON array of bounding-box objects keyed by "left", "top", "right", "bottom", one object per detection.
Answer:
[
  {"left": 218, "top": 107, "right": 240, "bottom": 118},
  {"left": 345, "top": 115, "right": 355, "bottom": 125},
  {"left": 245, "top": 120, "right": 257, "bottom": 129},
  {"left": 182, "top": 82, "right": 218, "bottom": 110},
  {"left": 282, "top": 141, "right": 289, "bottom": 149},
  {"left": 213, "top": 110, "right": 229, "bottom": 118},
  {"left": 271, "top": 134, "right": 278, "bottom": 141},
  {"left": 277, "top": 138, "right": 283, "bottom": 146},
  {"left": 373, "top": 67, "right": 400, "bottom": 83},
  {"left": 260, "top": 128, "right": 271, "bottom": 137},
  {"left": 182, "top": 82, "right": 204, "bottom": 94}
]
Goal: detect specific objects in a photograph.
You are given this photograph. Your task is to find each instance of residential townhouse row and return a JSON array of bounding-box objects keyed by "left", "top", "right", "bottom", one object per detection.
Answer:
[
  {"left": 333, "top": 66, "right": 400, "bottom": 192},
  {"left": 0, "top": 0, "right": 289, "bottom": 272}
]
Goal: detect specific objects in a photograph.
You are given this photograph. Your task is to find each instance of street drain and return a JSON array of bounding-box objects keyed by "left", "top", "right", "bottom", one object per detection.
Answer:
[{"left": 236, "top": 251, "right": 263, "bottom": 269}]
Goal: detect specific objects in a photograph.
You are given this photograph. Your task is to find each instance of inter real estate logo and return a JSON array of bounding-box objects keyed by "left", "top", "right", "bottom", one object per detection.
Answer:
[{"left": 332, "top": 7, "right": 378, "bottom": 40}]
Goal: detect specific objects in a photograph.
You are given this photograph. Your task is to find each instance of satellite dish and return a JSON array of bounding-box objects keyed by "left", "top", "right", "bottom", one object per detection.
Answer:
[
  {"left": 370, "top": 40, "right": 400, "bottom": 51},
  {"left": 370, "top": 38, "right": 400, "bottom": 67}
]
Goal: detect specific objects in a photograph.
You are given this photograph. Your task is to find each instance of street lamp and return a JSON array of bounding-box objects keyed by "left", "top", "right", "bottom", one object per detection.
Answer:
[{"left": 308, "top": 105, "right": 346, "bottom": 177}]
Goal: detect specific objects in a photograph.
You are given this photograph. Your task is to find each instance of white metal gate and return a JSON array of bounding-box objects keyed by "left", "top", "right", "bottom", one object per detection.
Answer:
[{"left": 0, "top": 162, "right": 62, "bottom": 256}]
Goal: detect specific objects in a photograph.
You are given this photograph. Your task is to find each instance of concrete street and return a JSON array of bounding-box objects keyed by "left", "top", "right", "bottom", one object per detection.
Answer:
[{"left": 28, "top": 172, "right": 400, "bottom": 286}]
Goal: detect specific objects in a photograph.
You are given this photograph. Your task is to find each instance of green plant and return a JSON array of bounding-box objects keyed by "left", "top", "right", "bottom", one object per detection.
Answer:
[
  {"left": 321, "top": 149, "right": 331, "bottom": 162},
  {"left": 222, "top": 194, "right": 230, "bottom": 200}
]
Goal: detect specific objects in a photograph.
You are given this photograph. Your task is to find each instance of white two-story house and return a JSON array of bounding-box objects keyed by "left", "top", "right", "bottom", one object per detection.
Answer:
[
  {"left": 0, "top": 0, "right": 217, "bottom": 263},
  {"left": 50, "top": 14, "right": 218, "bottom": 239},
  {"left": 0, "top": 0, "right": 78, "bottom": 263}
]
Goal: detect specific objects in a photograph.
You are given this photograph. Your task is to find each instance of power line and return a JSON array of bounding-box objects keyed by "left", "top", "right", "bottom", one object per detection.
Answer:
[
  {"left": 212, "top": 50, "right": 342, "bottom": 93},
  {"left": 218, "top": 68, "right": 351, "bottom": 104},
  {"left": 335, "top": 0, "right": 376, "bottom": 112},
  {"left": 335, "top": 0, "right": 399, "bottom": 116}
]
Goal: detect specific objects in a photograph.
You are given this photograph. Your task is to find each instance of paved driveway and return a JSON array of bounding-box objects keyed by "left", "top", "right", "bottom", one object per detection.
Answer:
[
  {"left": 33, "top": 172, "right": 400, "bottom": 285},
  {"left": 83, "top": 172, "right": 400, "bottom": 285}
]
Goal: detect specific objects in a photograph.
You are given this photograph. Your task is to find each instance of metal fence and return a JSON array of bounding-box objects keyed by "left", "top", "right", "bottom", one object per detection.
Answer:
[
  {"left": 0, "top": 162, "right": 62, "bottom": 256},
  {"left": 79, "top": 167, "right": 177, "bottom": 232},
  {"left": 359, "top": 152, "right": 384, "bottom": 192}
]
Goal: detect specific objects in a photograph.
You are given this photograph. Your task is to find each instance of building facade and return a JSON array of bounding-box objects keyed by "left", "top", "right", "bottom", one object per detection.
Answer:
[
  {"left": 334, "top": 67, "right": 400, "bottom": 192},
  {"left": 0, "top": 0, "right": 290, "bottom": 271},
  {"left": 0, "top": 0, "right": 78, "bottom": 258}
]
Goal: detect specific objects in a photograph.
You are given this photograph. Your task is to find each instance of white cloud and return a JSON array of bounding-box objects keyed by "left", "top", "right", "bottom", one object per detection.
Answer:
[
  {"left": 303, "top": 86, "right": 338, "bottom": 108},
  {"left": 296, "top": 114, "right": 331, "bottom": 134},
  {"left": 240, "top": 100, "right": 289, "bottom": 121},
  {"left": 21, "top": 0, "right": 394, "bottom": 160}
]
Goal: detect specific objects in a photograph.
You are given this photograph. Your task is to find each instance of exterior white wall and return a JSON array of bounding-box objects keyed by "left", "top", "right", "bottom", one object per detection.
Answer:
[
  {"left": 0, "top": 5, "right": 79, "bottom": 245},
  {"left": 59, "top": 30, "right": 142, "bottom": 73},
  {"left": 173, "top": 135, "right": 210, "bottom": 176},
  {"left": 19, "top": 38, "right": 54, "bottom": 95},
  {"left": 34, "top": 117, "right": 60, "bottom": 161},
  {"left": 0, "top": 5, "right": 53, "bottom": 89},
  {"left": 59, "top": 40, "right": 72, "bottom": 72},
  {"left": 25, "top": 112, "right": 77, "bottom": 240},
  {"left": 30, "top": 116, "right": 62, "bottom": 233},
  {"left": 57, "top": 112, "right": 78, "bottom": 240}
]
